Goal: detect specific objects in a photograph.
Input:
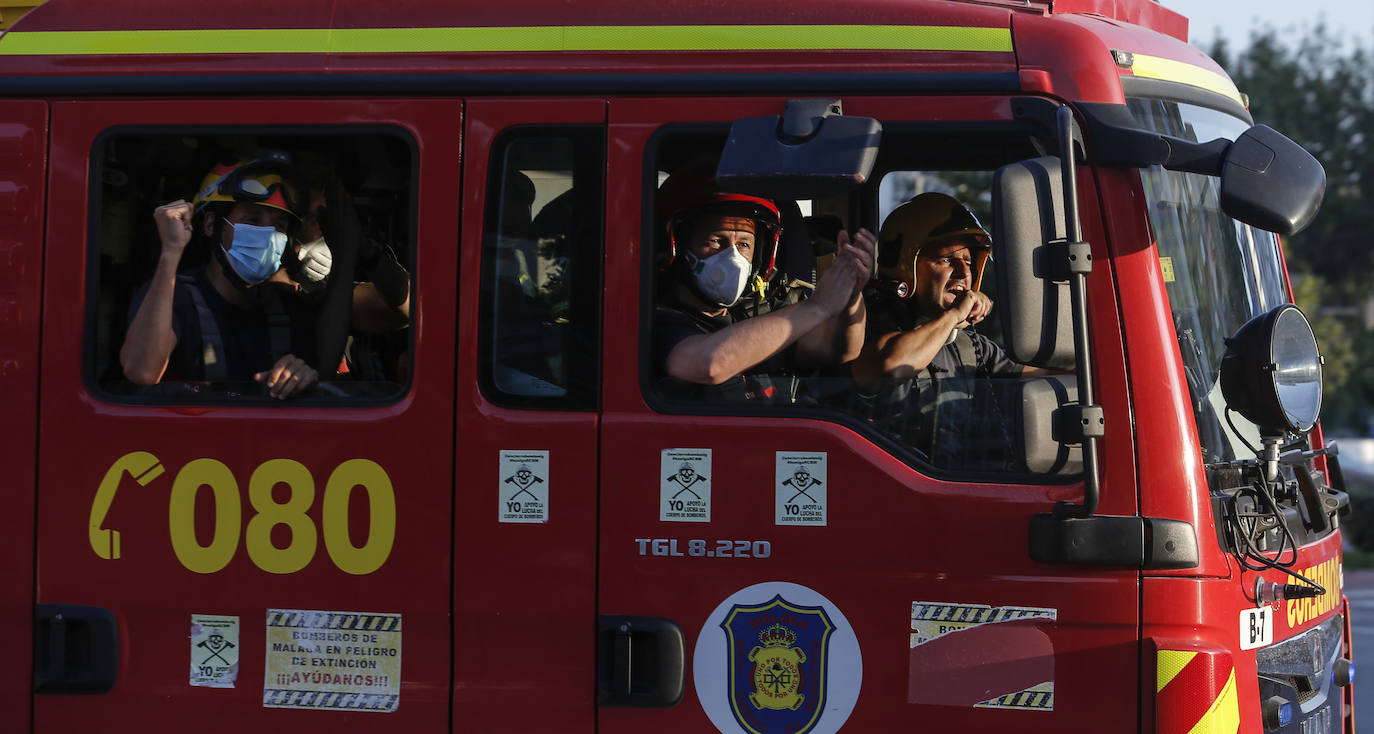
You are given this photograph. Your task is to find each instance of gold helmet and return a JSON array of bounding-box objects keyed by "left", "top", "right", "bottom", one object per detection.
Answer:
[
  {"left": 191, "top": 151, "right": 303, "bottom": 221},
  {"left": 876, "top": 192, "right": 991, "bottom": 298}
]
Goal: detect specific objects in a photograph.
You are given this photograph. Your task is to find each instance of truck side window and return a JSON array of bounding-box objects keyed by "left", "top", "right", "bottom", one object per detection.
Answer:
[
  {"left": 478, "top": 127, "right": 604, "bottom": 410},
  {"left": 648, "top": 138, "right": 1080, "bottom": 480},
  {"left": 92, "top": 131, "right": 415, "bottom": 402}
]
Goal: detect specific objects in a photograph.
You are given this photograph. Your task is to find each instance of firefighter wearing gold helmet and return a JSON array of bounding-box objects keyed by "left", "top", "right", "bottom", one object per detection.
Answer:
[{"left": 853, "top": 192, "right": 1056, "bottom": 464}]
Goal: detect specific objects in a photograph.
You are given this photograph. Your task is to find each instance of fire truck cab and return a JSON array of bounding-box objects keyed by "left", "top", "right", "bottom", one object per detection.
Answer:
[{"left": 0, "top": 0, "right": 1352, "bottom": 732}]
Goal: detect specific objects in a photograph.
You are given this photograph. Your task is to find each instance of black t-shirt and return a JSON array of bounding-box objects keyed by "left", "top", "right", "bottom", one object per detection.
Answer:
[
  {"left": 128, "top": 268, "right": 318, "bottom": 384},
  {"left": 653, "top": 296, "right": 798, "bottom": 404}
]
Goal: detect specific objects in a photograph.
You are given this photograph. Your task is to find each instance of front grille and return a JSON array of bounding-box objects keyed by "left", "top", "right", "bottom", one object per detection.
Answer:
[{"left": 1255, "top": 613, "right": 1344, "bottom": 732}]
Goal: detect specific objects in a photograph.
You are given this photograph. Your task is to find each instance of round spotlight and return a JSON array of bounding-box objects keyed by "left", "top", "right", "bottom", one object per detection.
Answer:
[{"left": 1220, "top": 304, "right": 1322, "bottom": 435}]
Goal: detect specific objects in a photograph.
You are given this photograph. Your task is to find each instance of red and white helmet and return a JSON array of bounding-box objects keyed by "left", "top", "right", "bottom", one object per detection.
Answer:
[{"left": 657, "top": 160, "right": 782, "bottom": 279}]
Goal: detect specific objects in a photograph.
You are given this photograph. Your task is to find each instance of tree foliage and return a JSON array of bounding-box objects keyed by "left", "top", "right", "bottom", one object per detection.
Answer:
[{"left": 1208, "top": 27, "right": 1374, "bottom": 432}]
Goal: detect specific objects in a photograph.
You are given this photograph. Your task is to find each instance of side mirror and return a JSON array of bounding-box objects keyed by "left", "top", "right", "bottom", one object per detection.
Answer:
[
  {"left": 716, "top": 99, "right": 881, "bottom": 199},
  {"left": 1220, "top": 125, "right": 1325, "bottom": 235},
  {"left": 1075, "top": 104, "right": 1325, "bottom": 236},
  {"left": 991, "top": 156, "right": 1075, "bottom": 370}
]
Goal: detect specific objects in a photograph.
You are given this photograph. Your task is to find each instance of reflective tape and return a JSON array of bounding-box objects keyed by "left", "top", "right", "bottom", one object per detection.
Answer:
[
  {"left": 1129, "top": 53, "right": 1245, "bottom": 108},
  {"left": 1156, "top": 649, "right": 1240, "bottom": 734},
  {"left": 0, "top": 24, "right": 1013, "bottom": 55}
]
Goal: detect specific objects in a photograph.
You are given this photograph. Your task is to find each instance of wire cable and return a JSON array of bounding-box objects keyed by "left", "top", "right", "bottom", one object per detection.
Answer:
[{"left": 1224, "top": 477, "right": 1327, "bottom": 595}]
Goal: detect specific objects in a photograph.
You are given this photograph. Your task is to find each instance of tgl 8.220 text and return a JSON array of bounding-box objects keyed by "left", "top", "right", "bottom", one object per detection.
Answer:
[{"left": 635, "top": 538, "right": 772, "bottom": 558}]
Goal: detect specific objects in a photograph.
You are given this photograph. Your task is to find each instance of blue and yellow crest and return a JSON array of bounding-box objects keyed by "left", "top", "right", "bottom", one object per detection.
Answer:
[{"left": 722, "top": 594, "right": 835, "bottom": 734}]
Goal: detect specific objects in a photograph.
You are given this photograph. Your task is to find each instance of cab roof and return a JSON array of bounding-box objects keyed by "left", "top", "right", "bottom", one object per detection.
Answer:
[{"left": 0, "top": 0, "right": 1236, "bottom": 112}]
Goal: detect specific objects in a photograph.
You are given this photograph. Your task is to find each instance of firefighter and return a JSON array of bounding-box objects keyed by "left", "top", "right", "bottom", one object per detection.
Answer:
[
  {"left": 855, "top": 192, "right": 1024, "bottom": 386},
  {"left": 121, "top": 152, "right": 321, "bottom": 399},
  {"left": 653, "top": 166, "right": 876, "bottom": 403},
  {"left": 854, "top": 192, "right": 1050, "bottom": 463}
]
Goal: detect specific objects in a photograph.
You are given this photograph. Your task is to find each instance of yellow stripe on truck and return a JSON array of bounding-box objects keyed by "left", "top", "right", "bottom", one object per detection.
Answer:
[
  {"left": 1130, "top": 52, "right": 1245, "bottom": 108},
  {"left": 0, "top": 24, "right": 1013, "bottom": 55}
]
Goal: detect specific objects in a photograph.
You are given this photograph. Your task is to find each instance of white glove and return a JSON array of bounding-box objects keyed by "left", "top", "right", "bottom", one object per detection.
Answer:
[{"left": 295, "top": 237, "right": 333, "bottom": 291}]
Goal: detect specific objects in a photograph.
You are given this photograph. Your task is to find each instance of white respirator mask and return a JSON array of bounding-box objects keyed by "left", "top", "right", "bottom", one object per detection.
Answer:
[{"left": 687, "top": 245, "right": 752, "bottom": 306}]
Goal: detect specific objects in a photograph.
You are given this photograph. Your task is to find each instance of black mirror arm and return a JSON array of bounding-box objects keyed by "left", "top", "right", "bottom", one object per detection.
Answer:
[{"left": 1076, "top": 101, "right": 1230, "bottom": 173}]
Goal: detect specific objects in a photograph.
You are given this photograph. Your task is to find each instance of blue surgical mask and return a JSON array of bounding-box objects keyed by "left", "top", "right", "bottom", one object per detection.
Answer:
[{"left": 222, "top": 219, "right": 288, "bottom": 285}]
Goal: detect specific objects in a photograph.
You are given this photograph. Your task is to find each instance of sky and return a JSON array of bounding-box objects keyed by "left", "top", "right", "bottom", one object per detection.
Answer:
[{"left": 1161, "top": 0, "right": 1374, "bottom": 52}]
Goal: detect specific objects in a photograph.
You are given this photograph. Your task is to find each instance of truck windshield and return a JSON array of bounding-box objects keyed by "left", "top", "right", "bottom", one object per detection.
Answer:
[{"left": 1128, "top": 98, "right": 1290, "bottom": 465}]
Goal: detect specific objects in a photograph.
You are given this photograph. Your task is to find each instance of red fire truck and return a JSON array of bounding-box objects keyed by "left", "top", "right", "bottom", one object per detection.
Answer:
[{"left": 0, "top": 0, "right": 1352, "bottom": 731}]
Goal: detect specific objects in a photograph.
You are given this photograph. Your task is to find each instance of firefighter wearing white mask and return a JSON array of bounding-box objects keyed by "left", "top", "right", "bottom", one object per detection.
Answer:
[{"left": 654, "top": 166, "right": 877, "bottom": 404}]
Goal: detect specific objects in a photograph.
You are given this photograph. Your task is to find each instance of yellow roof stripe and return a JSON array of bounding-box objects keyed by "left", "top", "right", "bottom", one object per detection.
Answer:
[
  {"left": 0, "top": 24, "right": 1013, "bottom": 55},
  {"left": 1130, "top": 52, "right": 1244, "bottom": 108}
]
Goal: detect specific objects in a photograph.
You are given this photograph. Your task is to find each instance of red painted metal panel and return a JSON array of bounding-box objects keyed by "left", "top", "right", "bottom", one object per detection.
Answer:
[
  {"left": 15, "top": 0, "right": 335, "bottom": 31},
  {"left": 34, "top": 98, "right": 458, "bottom": 731},
  {"left": 1, "top": 0, "right": 1020, "bottom": 80},
  {"left": 598, "top": 94, "right": 1139, "bottom": 733},
  {"left": 453, "top": 97, "right": 605, "bottom": 732},
  {"left": 22, "top": 0, "right": 1016, "bottom": 32},
  {"left": 1051, "top": 0, "right": 1188, "bottom": 41},
  {"left": 1094, "top": 168, "right": 1233, "bottom": 577},
  {"left": 0, "top": 98, "right": 45, "bottom": 734},
  {"left": 1011, "top": 14, "right": 1127, "bottom": 106}
]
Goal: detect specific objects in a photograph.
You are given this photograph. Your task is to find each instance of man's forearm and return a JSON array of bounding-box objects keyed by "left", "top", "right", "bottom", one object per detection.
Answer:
[
  {"left": 667, "top": 298, "right": 833, "bottom": 385},
  {"left": 120, "top": 253, "right": 181, "bottom": 384},
  {"left": 877, "top": 311, "right": 962, "bottom": 379}
]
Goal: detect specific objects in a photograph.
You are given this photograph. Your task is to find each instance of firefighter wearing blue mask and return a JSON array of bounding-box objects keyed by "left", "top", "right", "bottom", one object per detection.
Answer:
[
  {"left": 653, "top": 163, "right": 877, "bottom": 404},
  {"left": 121, "top": 152, "right": 320, "bottom": 399}
]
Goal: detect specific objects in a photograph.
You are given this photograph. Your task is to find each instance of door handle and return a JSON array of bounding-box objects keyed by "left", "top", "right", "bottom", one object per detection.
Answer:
[
  {"left": 34, "top": 604, "right": 119, "bottom": 694},
  {"left": 597, "top": 615, "right": 684, "bottom": 708}
]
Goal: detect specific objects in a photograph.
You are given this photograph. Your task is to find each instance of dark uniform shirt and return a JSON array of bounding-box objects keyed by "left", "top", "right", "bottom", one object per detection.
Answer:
[
  {"left": 653, "top": 294, "right": 799, "bottom": 405},
  {"left": 128, "top": 267, "right": 317, "bottom": 385},
  {"left": 864, "top": 288, "right": 1024, "bottom": 467},
  {"left": 865, "top": 289, "right": 1022, "bottom": 380}
]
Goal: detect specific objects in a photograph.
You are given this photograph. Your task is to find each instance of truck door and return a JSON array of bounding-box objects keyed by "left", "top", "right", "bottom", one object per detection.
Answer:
[
  {"left": 596, "top": 96, "right": 1142, "bottom": 732},
  {"left": 1, "top": 99, "right": 46, "bottom": 733},
  {"left": 35, "top": 99, "right": 460, "bottom": 730},
  {"left": 454, "top": 98, "right": 605, "bottom": 732}
]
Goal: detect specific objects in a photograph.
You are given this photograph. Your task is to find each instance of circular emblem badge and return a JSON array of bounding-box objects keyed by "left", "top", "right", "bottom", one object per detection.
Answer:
[{"left": 694, "top": 581, "right": 862, "bottom": 734}]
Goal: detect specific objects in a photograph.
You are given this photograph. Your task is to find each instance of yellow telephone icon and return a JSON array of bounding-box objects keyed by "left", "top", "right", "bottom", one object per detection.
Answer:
[{"left": 89, "top": 451, "right": 164, "bottom": 560}]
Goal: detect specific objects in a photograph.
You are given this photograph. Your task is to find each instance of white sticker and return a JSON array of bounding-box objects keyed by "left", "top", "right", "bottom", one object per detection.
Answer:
[
  {"left": 775, "top": 452, "right": 827, "bottom": 526},
  {"left": 910, "top": 601, "right": 1056, "bottom": 647},
  {"left": 264, "top": 609, "right": 402, "bottom": 713},
  {"left": 1240, "top": 606, "right": 1274, "bottom": 650},
  {"left": 695, "top": 581, "right": 862, "bottom": 734},
  {"left": 661, "top": 449, "right": 712, "bottom": 522},
  {"left": 499, "top": 450, "right": 549, "bottom": 523},
  {"left": 190, "top": 614, "right": 239, "bottom": 688}
]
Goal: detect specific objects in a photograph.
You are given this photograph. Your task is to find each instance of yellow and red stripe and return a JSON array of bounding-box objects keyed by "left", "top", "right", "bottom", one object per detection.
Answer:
[{"left": 1156, "top": 649, "right": 1240, "bottom": 734}]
